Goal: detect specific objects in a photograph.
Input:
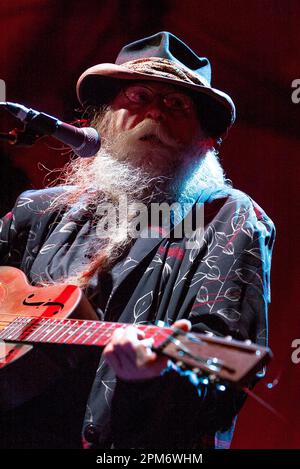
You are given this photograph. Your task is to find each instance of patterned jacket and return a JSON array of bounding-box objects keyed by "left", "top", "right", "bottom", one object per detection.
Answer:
[{"left": 0, "top": 186, "right": 275, "bottom": 448}]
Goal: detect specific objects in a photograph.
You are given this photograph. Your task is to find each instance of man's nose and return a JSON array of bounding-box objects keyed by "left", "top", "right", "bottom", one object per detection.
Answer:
[{"left": 144, "top": 97, "right": 166, "bottom": 121}]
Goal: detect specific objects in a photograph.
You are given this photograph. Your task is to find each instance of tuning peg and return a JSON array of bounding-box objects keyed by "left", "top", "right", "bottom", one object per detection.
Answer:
[
  {"left": 225, "top": 335, "right": 232, "bottom": 341},
  {"left": 244, "top": 339, "right": 252, "bottom": 345},
  {"left": 208, "top": 374, "right": 218, "bottom": 383},
  {"left": 216, "top": 384, "right": 226, "bottom": 392},
  {"left": 176, "top": 361, "right": 186, "bottom": 370},
  {"left": 199, "top": 377, "right": 209, "bottom": 386}
]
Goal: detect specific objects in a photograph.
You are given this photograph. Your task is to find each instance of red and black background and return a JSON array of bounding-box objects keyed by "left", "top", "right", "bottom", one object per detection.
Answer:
[{"left": 0, "top": 0, "right": 299, "bottom": 449}]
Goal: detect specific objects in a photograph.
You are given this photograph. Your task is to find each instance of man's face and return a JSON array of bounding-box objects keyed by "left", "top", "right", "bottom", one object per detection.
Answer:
[
  {"left": 98, "top": 80, "right": 206, "bottom": 176},
  {"left": 111, "top": 80, "right": 202, "bottom": 146}
]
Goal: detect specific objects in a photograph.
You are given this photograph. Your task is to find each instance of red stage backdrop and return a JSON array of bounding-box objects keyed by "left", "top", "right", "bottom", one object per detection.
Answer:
[{"left": 0, "top": 0, "right": 299, "bottom": 449}]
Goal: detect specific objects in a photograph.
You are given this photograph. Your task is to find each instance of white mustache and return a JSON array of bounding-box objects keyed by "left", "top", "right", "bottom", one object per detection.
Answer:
[{"left": 126, "top": 119, "right": 179, "bottom": 149}]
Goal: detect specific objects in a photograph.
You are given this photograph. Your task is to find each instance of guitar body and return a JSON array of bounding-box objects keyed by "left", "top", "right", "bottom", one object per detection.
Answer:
[{"left": 0, "top": 266, "right": 98, "bottom": 411}]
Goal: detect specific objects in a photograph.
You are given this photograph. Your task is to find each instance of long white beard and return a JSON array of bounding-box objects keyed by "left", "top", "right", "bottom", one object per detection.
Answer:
[{"left": 88, "top": 142, "right": 226, "bottom": 210}]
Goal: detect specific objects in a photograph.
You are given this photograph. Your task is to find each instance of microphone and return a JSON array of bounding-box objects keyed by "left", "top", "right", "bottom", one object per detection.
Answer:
[{"left": 0, "top": 102, "right": 101, "bottom": 157}]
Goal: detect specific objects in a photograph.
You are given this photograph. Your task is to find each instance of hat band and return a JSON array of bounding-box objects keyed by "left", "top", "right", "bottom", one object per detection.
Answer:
[{"left": 122, "top": 57, "right": 210, "bottom": 88}]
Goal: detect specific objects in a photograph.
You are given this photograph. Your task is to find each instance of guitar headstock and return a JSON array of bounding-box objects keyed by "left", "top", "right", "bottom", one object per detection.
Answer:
[{"left": 154, "top": 329, "right": 272, "bottom": 386}]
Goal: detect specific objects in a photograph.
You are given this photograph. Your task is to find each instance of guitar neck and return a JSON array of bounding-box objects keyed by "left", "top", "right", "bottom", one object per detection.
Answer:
[{"left": 0, "top": 316, "right": 174, "bottom": 349}]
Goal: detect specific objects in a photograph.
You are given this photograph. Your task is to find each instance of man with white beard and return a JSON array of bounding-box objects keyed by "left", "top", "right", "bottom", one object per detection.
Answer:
[{"left": 0, "top": 32, "right": 275, "bottom": 449}]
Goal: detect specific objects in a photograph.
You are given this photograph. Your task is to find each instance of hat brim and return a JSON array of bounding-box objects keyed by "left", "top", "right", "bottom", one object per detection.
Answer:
[{"left": 76, "top": 63, "right": 236, "bottom": 137}]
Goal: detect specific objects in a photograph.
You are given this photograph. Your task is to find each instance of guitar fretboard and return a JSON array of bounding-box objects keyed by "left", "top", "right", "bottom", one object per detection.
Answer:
[{"left": 0, "top": 316, "right": 174, "bottom": 349}]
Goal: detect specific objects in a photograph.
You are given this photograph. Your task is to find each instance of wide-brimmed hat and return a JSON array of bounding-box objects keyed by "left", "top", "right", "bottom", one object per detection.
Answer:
[{"left": 76, "top": 31, "right": 236, "bottom": 138}]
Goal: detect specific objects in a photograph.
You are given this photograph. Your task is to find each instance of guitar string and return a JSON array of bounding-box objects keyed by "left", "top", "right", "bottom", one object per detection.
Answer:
[
  {"left": 0, "top": 315, "right": 225, "bottom": 369},
  {"left": 0, "top": 314, "right": 254, "bottom": 359},
  {"left": 0, "top": 315, "right": 252, "bottom": 381},
  {"left": 0, "top": 316, "right": 182, "bottom": 349},
  {"left": 0, "top": 312, "right": 257, "bottom": 368}
]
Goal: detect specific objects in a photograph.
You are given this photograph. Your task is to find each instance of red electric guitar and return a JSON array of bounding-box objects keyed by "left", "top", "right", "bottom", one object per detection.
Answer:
[{"left": 0, "top": 266, "right": 272, "bottom": 410}]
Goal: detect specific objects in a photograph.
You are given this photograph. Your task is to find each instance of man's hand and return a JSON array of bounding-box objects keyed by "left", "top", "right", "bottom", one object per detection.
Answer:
[{"left": 103, "top": 319, "right": 191, "bottom": 381}]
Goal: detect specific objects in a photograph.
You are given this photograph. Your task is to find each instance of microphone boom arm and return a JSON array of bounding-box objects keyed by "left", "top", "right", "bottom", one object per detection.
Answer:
[{"left": 0, "top": 102, "right": 101, "bottom": 156}]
